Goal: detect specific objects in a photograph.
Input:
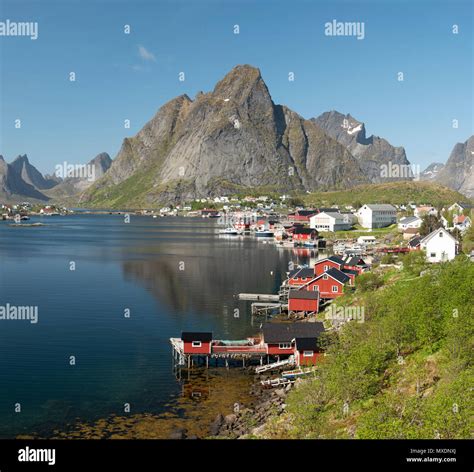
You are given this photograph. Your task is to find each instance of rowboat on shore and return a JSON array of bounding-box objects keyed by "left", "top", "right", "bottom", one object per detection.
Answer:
[
  {"left": 260, "top": 377, "right": 295, "bottom": 388},
  {"left": 281, "top": 367, "right": 316, "bottom": 379}
]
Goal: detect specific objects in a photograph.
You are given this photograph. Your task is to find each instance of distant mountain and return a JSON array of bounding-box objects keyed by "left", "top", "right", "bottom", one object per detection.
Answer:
[
  {"left": 0, "top": 155, "right": 50, "bottom": 202},
  {"left": 312, "top": 111, "right": 411, "bottom": 183},
  {"left": 10, "top": 154, "right": 58, "bottom": 190},
  {"left": 435, "top": 136, "right": 474, "bottom": 198},
  {"left": 420, "top": 162, "right": 445, "bottom": 181},
  {"left": 83, "top": 65, "right": 371, "bottom": 207},
  {"left": 0, "top": 153, "right": 112, "bottom": 204},
  {"left": 45, "top": 153, "right": 112, "bottom": 201}
]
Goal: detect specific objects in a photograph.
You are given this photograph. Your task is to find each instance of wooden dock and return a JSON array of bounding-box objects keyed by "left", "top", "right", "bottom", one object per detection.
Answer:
[{"left": 238, "top": 293, "right": 280, "bottom": 302}]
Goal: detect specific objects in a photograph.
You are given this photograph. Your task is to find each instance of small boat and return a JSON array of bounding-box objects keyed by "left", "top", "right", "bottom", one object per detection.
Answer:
[
  {"left": 255, "top": 230, "right": 274, "bottom": 238},
  {"left": 282, "top": 367, "right": 316, "bottom": 379},
  {"left": 20, "top": 216, "right": 30, "bottom": 221},
  {"left": 260, "top": 377, "right": 294, "bottom": 388},
  {"left": 219, "top": 227, "right": 239, "bottom": 235}
]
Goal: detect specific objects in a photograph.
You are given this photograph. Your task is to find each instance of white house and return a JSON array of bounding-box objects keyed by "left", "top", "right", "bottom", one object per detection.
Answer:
[
  {"left": 357, "top": 235, "right": 376, "bottom": 245},
  {"left": 398, "top": 216, "right": 422, "bottom": 231},
  {"left": 420, "top": 227, "right": 458, "bottom": 263},
  {"left": 414, "top": 206, "right": 438, "bottom": 218},
  {"left": 453, "top": 214, "right": 472, "bottom": 233},
  {"left": 448, "top": 202, "right": 474, "bottom": 215},
  {"left": 309, "top": 212, "right": 352, "bottom": 232},
  {"left": 357, "top": 204, "right": 397, "bottom": 229}
]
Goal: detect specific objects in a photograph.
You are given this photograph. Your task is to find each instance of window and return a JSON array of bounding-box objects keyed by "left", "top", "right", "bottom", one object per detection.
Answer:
[
  {"left": 313, "top": 286, "right": 319, "bottom": 292},
  {"left": 278, "top": 343, "right": 292, "bottom": 349},
  {"left": 332, "top": 285, "right": 338, "bottom": 292},
  {"left": 323, "top": 265, "right": 328, "bottom": 271},
  {"left": 192, "top": 341, "right": 202, "bottom": 348},
  {"left": 303, "top": 351, "right": 314, "bottom": 357},
  {"left": 430, "top": 253, "right": 436, "bottom": 258},
  {"left": 439, "top": 232, "right": 443, "bottom": 237},
  {"left": 323, "top": 274, "right": 328, "bottom": 280}
]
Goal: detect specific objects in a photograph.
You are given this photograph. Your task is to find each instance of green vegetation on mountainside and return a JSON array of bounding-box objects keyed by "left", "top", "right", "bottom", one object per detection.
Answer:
[
  {"left": 261, "top": 256, "right": 473, "bottom": 439},
  {"left": 303, "top": 181, "right": 471, "bottom": 209}
]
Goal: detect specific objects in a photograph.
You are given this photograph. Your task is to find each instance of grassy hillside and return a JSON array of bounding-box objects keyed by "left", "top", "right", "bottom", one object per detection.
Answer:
[
  {"left": 71, "top": 179, "right": 471, "bottom": 210},
  {"left": 303, "top": 181, "right": 471, "bottom": 208},
  {"left": 259, "top": 255, "right": 473, "bottom": 439}
]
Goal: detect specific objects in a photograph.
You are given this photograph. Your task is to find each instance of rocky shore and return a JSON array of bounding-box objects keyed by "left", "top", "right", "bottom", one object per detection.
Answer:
[{"left": 167, "top": 369, "right": 292, "bottom": 439}]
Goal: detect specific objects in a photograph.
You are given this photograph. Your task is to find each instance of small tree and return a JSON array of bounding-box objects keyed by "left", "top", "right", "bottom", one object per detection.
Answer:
[
  {"left": 401, "top": 251, "right": 428, "bottom": 276},
  {"left": 357, "top": 272, "right": 384, "bottom": 292},
  {"left": 420, "top": 214, "right": 442, "bottom": 237}
]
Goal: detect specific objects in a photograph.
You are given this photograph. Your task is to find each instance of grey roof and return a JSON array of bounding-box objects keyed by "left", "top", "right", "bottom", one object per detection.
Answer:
[
  {"left": 289, "top": 267, "right": 315, "bottom": 279},
  {"left": 365, "top": 204, "right": 397, "bottom": 211},
  {"left": 456, "top": 202, "right": 474, "bottom": 209},
  {"left": 295, "top": 337, "right": 319, "bottom": 351},
  {"left": 262, "top": 322, "right": 325, "bottom": 344},
  {"left": 318, "top": 208, "right": 340, "bottom": 213},
  {"left": 344, "top": 256, "right": 366, "bottom": 266},
  {"left": 316, "top": 211, "right": 345, "bottom": 219},
  {"left": 182, "top": 332, "right": 212, "bottom": 342},
  {"left": 408, "top": 236, "right": 421, "bottom": 247},
  {"left": 323, "top": 267, "right": 350, "bottom": 284},
  {"left": 289, "top": 289, "right": 319, "bottom": 300},
  {"left": 399, "top": 216, "right": 420, "bottom": 224}
]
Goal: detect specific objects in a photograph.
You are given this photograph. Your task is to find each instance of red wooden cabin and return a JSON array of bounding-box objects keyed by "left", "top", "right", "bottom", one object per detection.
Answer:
[
  {"left": 314, "top": 255, "right": 345, "bottom": 276},
  {"left": 343, "top": 256, "right": 368, "bottom": 274},
  {"left": 291, "top": 227, "right": 318, "bottom": 242},
  {"left": 288, "top": 267, "right": 316, "bottom": 287},
  {"left": 294, "top": 338, "right": 322, "bottom": 366},
  {"left": 181, "top": 332, "right": 212, "bottom": 354},
  {"left": 288, "top": 210, "right": 317, "bottom": 222},
  {"left": 301, "top": 268, "right": 350, "bottom": 299},
  {"left": 342, "top": 268, "right": 358, "bottom": 286},
  {"left": 262, "top": 323, "right": 325, "bottom": 366},
  {"left": 288, "top": 289, "right": 320, "bottom": 313}
]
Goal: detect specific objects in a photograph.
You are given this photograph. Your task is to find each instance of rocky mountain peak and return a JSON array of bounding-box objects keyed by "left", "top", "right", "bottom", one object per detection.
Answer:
[
  {"left": 312, "top": 110, "right": 409, "bottom": 183},
  {"left": 212, "top": 65, "right": 271, "bottom": 108},
  {"left": 435, "top": 135, "right": 474, "bottom": 197}
]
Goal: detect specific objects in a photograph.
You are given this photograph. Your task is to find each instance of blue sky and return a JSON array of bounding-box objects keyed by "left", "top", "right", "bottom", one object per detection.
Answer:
[{"left": 1, "top": 0, "right": 472, "bottom": 174}]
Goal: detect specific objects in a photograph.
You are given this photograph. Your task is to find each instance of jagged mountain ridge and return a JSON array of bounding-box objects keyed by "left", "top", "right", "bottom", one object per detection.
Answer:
[
  {"left": 434, "top": 136, "right": 474, "bottom": 197},
  {"left": 420, "top": 162, "right": 445, "bottom": 181},
  {"left": 45, "top": 153, "right": 112, "bottom": 201},
  {"left": 0, "top": 153, "right": 112, "bottom": 204},
  {"left": 0, "top": 155, "right": 50, "bottom": 202},
  {"left": 83, "top": 65, "right": 372, "bottom": 206},
  {"left": 312, "top": 111, "right": 411, "bottom": 183}
]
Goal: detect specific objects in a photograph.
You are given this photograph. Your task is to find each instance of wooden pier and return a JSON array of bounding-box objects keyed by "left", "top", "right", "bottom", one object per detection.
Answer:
[
  {"left": 238, "top": 293, "right": 280, "bottom": 302},
  {"left": 251, "top": 302, "right": 286, "bottom": 318},
  {"left": 170, "top": 336, "right": 270, "bottom": 372}
]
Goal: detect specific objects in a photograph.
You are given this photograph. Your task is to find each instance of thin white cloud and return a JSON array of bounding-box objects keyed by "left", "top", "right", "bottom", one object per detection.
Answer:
[{"left": 138, "top": 45, "right": 156, "bottom": 62}]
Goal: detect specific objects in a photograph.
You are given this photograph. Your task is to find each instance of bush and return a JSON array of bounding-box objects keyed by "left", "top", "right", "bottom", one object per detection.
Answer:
[
  {"left": 356, "top": 272, "right": 384, "bottom": 292},
  {"left": 401, "top": 251, "right": 428, "bottom": 276}
]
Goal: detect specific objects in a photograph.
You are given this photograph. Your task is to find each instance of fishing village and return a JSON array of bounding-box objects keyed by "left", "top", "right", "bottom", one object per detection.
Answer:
[
  {"left": 2, "top": 193, "right": 473, "bottom": 439},
  {"left": 160, "top": 197, "right": 473, "bottom": 438}
]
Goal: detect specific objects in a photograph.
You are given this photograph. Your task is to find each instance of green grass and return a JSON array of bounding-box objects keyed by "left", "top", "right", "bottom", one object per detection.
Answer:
[
  {"left": 303, "top": 181, "right": 471, "bottom": 209},
  {"left": 263, "top": 256, "right": 474, "bottom": 439},
  {"left": 319, "top": 224, "right": 397, "bottom": 240}
]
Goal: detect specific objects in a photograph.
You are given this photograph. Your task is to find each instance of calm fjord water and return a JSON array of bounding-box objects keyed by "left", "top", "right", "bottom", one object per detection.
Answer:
[{"left": 0, "top": 214, "right": 316, "bottom": 437}]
